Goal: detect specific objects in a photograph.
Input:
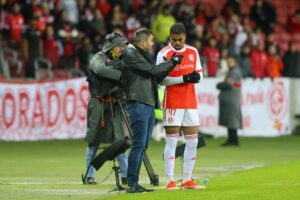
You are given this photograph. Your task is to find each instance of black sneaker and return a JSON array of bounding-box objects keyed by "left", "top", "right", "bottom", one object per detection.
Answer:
[
  {"left": 126, "top": 184, "right": 154, "bottom": 193},
  {"left": 126, "top": 185, "right": 146, "bottom": 193},
  {"left": 86, "top": 177, "right": 97, "bottom": 184}
]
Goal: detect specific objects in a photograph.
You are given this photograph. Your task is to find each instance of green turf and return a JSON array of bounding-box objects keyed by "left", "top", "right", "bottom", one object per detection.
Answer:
[{"left": 0, "top": 136, "right": 300, "bottom": 200}]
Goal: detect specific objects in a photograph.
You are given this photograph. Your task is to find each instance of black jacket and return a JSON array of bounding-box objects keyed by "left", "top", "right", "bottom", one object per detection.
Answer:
[
  {"left": 282, "top": 51, "right": 300, "bottom": 78},
  {"left": 121, "top": 44, "right": 174, "bottom": 108}
]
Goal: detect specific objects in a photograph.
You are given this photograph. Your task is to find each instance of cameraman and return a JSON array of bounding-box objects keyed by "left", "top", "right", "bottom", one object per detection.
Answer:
[{"left": 84, "top": 32, "right": 128, "bottom": 185}]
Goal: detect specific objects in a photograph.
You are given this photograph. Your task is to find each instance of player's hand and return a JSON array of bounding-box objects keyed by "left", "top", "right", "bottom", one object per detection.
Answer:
[
  {"left": 183, "top": 71, "right": 200, "bottom": 83},
  {"left": 170, "top": 55, "right": 183, "bottom": 66}
]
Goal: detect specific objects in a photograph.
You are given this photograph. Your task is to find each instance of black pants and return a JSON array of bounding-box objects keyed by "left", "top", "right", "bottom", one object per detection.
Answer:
[{"left": 227, "top": 128, "right": 239, "bottom": 145}]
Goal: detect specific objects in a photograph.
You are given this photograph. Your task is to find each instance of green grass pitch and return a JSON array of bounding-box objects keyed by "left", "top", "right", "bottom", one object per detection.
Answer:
[{"left": 1, "top": 136, "right": 300, "bottom": 200}]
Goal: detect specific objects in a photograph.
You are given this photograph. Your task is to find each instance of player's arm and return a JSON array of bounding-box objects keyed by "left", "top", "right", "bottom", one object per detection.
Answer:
[
  {"left": 156, "top": 51, "right": 184, "bottom": 85},
  {"left": 122, "top": 47, "right": 178, "bottom": 77},
  {"left": 160, "top": 76, "right": 184, "bottom": 86},
  {"left": 195, "top": 50, "right": 204, "bottom": 81},
  {"left": 157, "top": 50, "right": 202, "bottom": 86},
  {"left": 177, "top": 50, "right": 203, "bottom": 85}
]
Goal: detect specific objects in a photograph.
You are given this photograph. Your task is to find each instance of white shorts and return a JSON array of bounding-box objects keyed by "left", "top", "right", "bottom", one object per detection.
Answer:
[{"left": 163, "top": 109, "right": 200, "bottom": 126}]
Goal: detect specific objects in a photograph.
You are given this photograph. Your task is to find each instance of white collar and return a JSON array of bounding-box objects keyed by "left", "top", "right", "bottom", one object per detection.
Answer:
[{"left": 168, "top": 43, "right": 187, "bottom": 53}]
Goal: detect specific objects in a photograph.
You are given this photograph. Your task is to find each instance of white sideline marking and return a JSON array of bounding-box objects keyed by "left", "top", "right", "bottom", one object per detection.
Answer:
[
  {"left": 1, "top": 182, "right": 82, "bottom": 185},
  {"left": 0, "top": 164, "right": 264, "bottom": 187},
  {"left": 261, "top": 183, "right": 300, "bottom": 186},
  {"left": 0, "top": 179, "right": 148, "bottom": 185},
  {"left": 25, "top": 189, "right": 111, "bottom": 195},
  {"left": 198, "top": 163, "right": 265, "bottom": 172}
]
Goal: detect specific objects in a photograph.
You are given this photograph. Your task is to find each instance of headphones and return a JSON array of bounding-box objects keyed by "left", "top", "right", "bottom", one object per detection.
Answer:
[{"left": 105, "top": 33, "right": 114, "bottom": 42}]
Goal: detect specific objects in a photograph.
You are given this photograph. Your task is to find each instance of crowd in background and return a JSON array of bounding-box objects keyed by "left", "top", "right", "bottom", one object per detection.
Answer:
[{"left": 1, "top": 0, "right": 300, "bottom": 79}]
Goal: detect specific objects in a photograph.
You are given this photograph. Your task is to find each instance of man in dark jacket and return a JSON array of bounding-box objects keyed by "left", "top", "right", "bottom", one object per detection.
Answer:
[
  {"left": 84, "top": 32, "right": 128, "bottom": 184},
  {"left": 121, "top": 28, "right": 183, "bottom": 193},
  {"left": 250, "top": 0, "right": 276, "bottom": 35},
  {"left": 282, "top": 43, "right": 300, "bottom": 78},
  {"left": 22, "top": 16, "right": 43, "bottom": 78},
  {"left": 217, "top": 56, "right": 243, "bottom": 146}
]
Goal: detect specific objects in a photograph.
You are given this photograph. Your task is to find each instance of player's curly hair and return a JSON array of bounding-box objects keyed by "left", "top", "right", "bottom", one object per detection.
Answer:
[{"left": 170, "top": 23, "right": 186, "bottom": 35}]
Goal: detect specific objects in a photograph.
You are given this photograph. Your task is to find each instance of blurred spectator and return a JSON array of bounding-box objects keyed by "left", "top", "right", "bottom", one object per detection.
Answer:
[
  {"left": 173, "top": 0, "right": 195, "bottom": 34},
  {"left": 52, "top": 1, "right": 64, "bottom": 31},
  {"left": 181, "top": 9, "right": 196, "bottom": 41},
  {"left": 0, "top": 0, "right": 9, "bottom": 36},
  {"left": 235, "top": 44, "right": 252, "bottom": 78},
  {"left": 96, "top": 0, "right": 111, "bottom": 18},
  {"left": 267, "top": 44, "right": 284, "bottom": 78},
  {"left": 250, "top": 40, "right": 268, "bottom": 78},
  {"left": 194, "top": 25, "right": 204, "bottom": 42},
  {"left": 222, "top": 0, "right": 241, "bottom": 21},
  {"left": 172, "top": 0, "right": 188, "bottom": 21},
  {"left": 249, "top": 27, "right": 265, "bottom": 47},
  {"left": 148, "top": 0, "right": 159, "bottom": 15},
  {"left": 57, "top": 12, "right": 79, "bottom": 69},
  {"left": 0, "top": 34, "right": 5, "bottom": 77},
  {"left": 218, "top": 31, "right": 235, "bottom": 56},
  {"left": 234, "top": 21, "right": 252, "bottom": 55},
  {"left": 44, "top": 25, "right": 63, "bottom": 68},
  {"left": 227, "top": 14, "right": 243, "bottom": 38},
  {"left": 282, "top": 43, "right": 300, "bottom": 78},
  {"left": 46, "top": 0, "right": 56, "bottom": 10},
  {"left": 125, "top": 8, "right": 141, "bottom": 42},
  {"left": 91, "top": 34, "right": 102, "bottom": 52},
  {"left": 40, "top": 3, "right": 54, "bottom": 26},
  {"left": 137, "top": 7, "right": 151, "bottom": 28},
  {"left": 22, "top": 16, "right": 43, "bottom": 78},
  {"left": 62, "top": 0, "right": 79, "bottom": 24},
  {"left": 77, "top": 36, "right": 93, "bottom": 75},
  {"left": 21, "top": 0, "right": 41, "bottom": 22},
  {"left": 112, "top": 0, "right": 131, "bottom": 14},
  {"left": 217, "top": 48, "right": 229, "bottom": 79},
  {"left": 77, "top": 0, "right": 86, "bottom": 14},
  {"left": 56, "top": 9, "right": 71, "bottom": 32},
  {"left": 191, "top": 39, "right": 203, "bottom": 54},
  {"left": 88, "top": 9, "right": 107, "bottom": 38},
  {"left": 194, "top": 2, "right": 207, "bottom": 28},
  {"left": 106, "top": 4, "right": 125, "bottom": 33},
  {"left": 202, "top": 36, "right": 220, "bottom": 77},
  {"left": 207, "top": 16, "right": 226, "bottom": 42},
  {"left": 286, "top": 9, "right": 300, "bottom": 34},
  {"left": 33, "top": 8, "right": 47, "bottom": 36},
  {"left": 6, "top": 2, "right": 24, "bottom": 49},
  {"left": 85, "top": 0, "right": 97, "bottom": 22},
  {"left": 250, "top": 0, "right": 276, "bottom": 35},
  {"left": 77, "top": 11, "right": 90, "bottom": 36},
  {"left": 131, "top": 0, "right": 146, "bottom": 11},
  {"left": 242, "top": 15, "right": 254, "bottom": 29},
  {"left": 151, "top": 4, "right": 175, "bottom": 45}
]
